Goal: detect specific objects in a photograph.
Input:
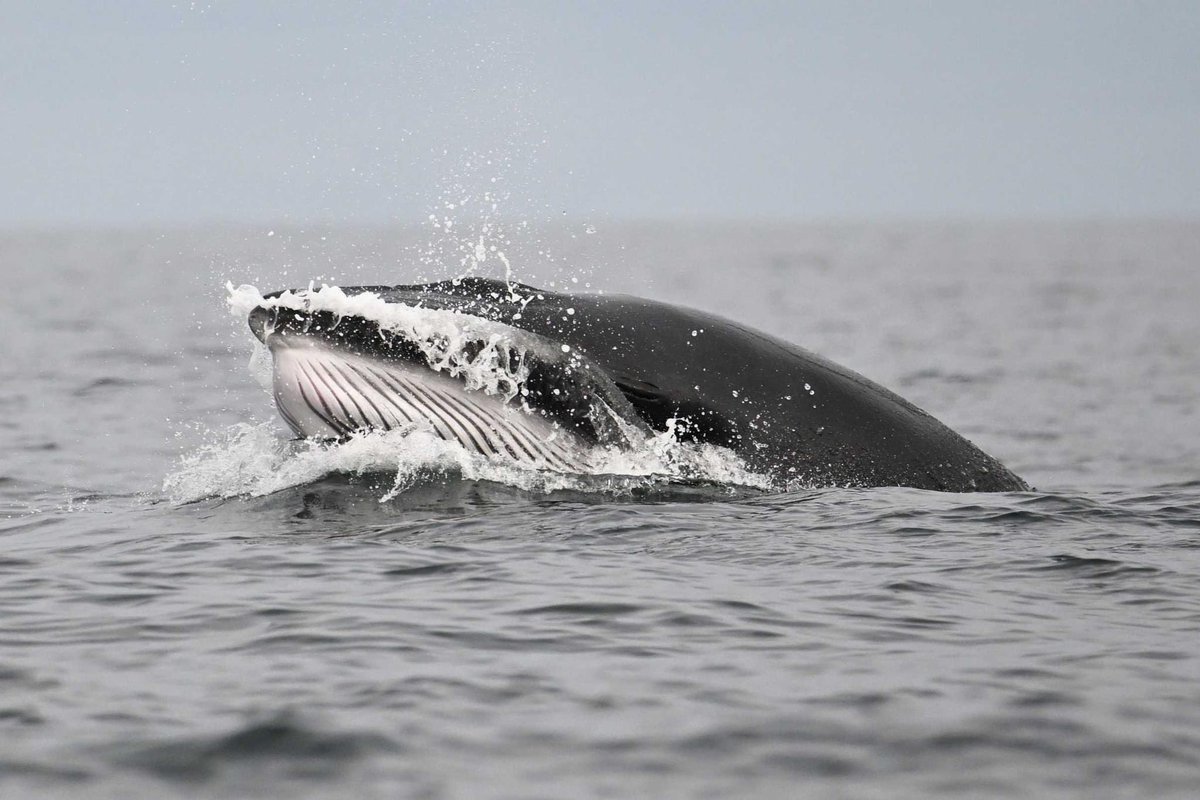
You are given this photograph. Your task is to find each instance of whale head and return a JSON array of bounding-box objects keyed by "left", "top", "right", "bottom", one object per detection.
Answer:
[{"left": 246, "top": 278, "right": 648, "bottom": 472}]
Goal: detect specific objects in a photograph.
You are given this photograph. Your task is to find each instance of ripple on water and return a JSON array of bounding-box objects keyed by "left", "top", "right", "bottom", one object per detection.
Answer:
[
  {"left": 5, "top": 225, "right": 1200, "bottom": 798},
  {"left": 111, "top": 713, "right": 394, "bottom": 784}
]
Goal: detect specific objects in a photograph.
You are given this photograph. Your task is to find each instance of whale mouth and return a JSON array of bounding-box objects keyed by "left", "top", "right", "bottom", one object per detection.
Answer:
[
  {"left": 268, "top": 337, "right": 589, "bottom": 471},
  {"left": 245, "top": 288, "right": 650, "bottom": 473}
]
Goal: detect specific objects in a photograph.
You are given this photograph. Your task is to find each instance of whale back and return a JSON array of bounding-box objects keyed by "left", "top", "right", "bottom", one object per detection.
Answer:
[{"left": 347, "top": 279, "right": 1027, "bottom": 492}]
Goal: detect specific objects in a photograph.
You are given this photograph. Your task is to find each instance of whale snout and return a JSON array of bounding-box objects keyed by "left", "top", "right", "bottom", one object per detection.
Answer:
[{"left": 248, "top": 306, "right": 273, "bottom": 344}]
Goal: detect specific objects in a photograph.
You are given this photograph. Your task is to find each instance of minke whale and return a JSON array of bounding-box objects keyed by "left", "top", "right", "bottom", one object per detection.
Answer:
[{"left": 246, "top": 277, "right": 1028, "bottom": 492}]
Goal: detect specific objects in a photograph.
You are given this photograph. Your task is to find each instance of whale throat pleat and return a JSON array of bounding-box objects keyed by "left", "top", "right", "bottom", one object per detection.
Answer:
[{"left": 270, "top": 344, "right": 584, "bottom": 470}]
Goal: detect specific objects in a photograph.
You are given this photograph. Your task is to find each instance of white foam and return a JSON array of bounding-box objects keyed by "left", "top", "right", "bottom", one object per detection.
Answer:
[
  {"left": 229, "top": 282, "right": 549, "bottom": 402},
  {"left": 163, "top": 420, "right": 769, "bottom": 504}
]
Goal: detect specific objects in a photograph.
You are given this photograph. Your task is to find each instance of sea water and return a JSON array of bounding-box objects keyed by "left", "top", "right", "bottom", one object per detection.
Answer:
[{"left": 2, "top": 221, "right": 1199, "bottom": 798}]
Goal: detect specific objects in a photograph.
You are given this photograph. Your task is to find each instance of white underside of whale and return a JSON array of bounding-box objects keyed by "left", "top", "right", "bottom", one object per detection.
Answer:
[{"left": 269, "top": 339, "right": 589, "bottom": 472}]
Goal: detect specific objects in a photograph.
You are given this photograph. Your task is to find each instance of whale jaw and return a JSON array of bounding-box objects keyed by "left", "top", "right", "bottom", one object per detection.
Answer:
[{"left": 268, "top": 337, "right": 591, "bottom": 472}]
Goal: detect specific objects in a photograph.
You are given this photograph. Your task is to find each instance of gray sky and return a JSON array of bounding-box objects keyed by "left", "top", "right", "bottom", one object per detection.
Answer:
[{"left": 2, "top": 1, "right": 1198, "bottom": 226}]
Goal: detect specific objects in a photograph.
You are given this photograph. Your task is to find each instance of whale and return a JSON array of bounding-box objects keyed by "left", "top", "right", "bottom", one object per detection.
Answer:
[{"left": 245, "top": 277, "right": 1028, "bottom": 492}]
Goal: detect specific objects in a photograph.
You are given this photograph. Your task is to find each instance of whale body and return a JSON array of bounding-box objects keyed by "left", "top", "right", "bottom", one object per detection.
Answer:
[{"left": 246, "top": 277, "right": 1028, "bottom": 492}]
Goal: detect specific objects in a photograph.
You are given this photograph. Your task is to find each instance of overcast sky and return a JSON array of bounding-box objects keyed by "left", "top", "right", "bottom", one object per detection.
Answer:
[{"left": 2, "top": 1, "right": 1198, "bottom": 226}]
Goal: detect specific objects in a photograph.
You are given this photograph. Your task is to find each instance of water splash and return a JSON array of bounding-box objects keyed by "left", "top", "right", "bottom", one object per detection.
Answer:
[
  {"left": 164, "top": 416, "right": 768, "bottom": 504},
  {"left": 229, "top": 283, "right": 540, "bottom": 402}
]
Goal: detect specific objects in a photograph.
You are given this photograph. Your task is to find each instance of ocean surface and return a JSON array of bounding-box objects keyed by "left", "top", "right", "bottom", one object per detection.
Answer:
[{"left": 2, "top": 221, "right": 1199, "bottom": 798}]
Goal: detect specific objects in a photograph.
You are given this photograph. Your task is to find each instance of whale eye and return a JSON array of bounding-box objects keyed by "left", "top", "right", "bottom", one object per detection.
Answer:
[{"left": 615, "top": 376, "right": 666, "bottom": 405}]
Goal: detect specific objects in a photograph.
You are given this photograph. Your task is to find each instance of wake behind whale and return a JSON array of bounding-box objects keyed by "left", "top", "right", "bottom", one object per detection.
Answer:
[{"left": 230, "top": 278, "right": 1027, "bottom": 493}]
